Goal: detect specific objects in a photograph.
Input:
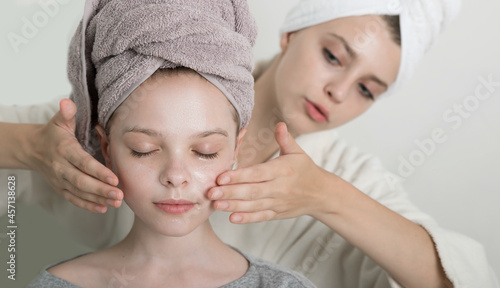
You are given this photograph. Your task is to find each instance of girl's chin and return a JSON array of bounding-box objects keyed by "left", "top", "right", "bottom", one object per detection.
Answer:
[
  {"left": 150, "top": 222, "right": 201, "bottom": 237},
  {"left": 156, "top": 229, "right": 195, "bottom": 238},
  {"left": 146, "top": 214, "right": 213, "bottom": 237}
]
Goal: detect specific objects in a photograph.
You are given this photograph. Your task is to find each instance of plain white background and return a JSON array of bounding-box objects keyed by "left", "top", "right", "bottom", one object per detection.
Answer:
[{"left": 0, "top": 0, "right": 499, "bottom": 285}]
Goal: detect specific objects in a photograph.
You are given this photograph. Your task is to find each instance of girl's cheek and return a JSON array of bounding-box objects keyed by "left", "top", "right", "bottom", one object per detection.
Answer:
[
  {"left": 193, "top": 155, "right": 234, "bottom": 193},
  {"left": 111, "top": 155, "right": 153, "bottom": 196}
]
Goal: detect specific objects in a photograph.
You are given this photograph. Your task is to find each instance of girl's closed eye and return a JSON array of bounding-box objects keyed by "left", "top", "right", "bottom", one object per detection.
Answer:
[
  {"left": 192, "top": 140, "right": 224, "bottom": 160},
  {"left": 194, "top": 151, "right": 219, "bottom": 160},
  {"left": 130, "top": 149, "right": 158, "bottom": 158}
]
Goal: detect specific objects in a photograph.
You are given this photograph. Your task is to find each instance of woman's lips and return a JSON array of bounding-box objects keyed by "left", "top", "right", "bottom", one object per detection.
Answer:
[
  {"left": 154, "top": 199, "right": 195, "bottom": 214},
  {"left": 305, "top": 99, "right": 329, "bottom": 123}
]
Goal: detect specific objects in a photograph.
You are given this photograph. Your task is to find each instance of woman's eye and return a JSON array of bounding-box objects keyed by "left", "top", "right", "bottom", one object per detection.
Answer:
[
  {"left": 130, "top": 150, "right": 155, "bottom": 158},
  {"left": 358, "top": 83, "right": 374, "bottom": 100},
  {"left": 323, "top": 48, "right": 340, "bottom": 65},
  {"left": 194, "top": 151, "right": 219, "bottom": 160}
]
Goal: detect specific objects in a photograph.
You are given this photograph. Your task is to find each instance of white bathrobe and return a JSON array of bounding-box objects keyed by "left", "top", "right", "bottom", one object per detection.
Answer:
[{"left": 1, "top": 99, "right": 498, "bottom": 288}]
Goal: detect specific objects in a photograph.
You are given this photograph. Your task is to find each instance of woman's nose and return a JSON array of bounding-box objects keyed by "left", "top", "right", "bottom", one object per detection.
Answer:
[
  {"left": 325, "top": 79, "right": 350, "bottom": 103},
  {"left": 159, "top": 158, "right": 190, "bottom": 188}
]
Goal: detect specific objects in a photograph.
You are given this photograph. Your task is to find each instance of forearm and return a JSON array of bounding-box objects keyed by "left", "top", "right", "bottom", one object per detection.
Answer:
[
  {"left": 312, "top": 173, "right": 452, "bottom": 288},
  {"left": 0, "top": 122, "right": 41, "bottom": 169}
]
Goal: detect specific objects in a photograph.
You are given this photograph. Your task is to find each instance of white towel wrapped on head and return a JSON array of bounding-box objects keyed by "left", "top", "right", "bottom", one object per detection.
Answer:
[{"left": 280, "top": 0, "right": 462, "bottom": 94}]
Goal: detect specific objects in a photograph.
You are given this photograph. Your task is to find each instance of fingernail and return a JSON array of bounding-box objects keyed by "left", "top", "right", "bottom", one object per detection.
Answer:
[
  {"left": 210, "top": 189, "right": 222, "bottom": 200},
  {"left": 108, "top": 190, "right": 123, "bottom": 200},
  {"left": 106, "top": 177, "right": 116, "bottom": 186},
  {"left": 94, "top": 205, "right": 107, "bottom": 213},
  {"left": 106, "top": 199, "right": 117, "bottom": 207},
  {"left": 108, "top": 190, "right": 117, "bottom": 198},
  {"left": 232, "top": 214, "right": 242, "bottom": 223},
  {"left": 219, "top": 176, "right": 230, "bottom": 185},
  {"left": 215, "top": 201, "right": 228, "bottom": 210}
]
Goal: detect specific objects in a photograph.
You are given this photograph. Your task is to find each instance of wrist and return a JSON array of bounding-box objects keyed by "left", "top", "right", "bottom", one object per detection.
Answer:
[
  {"left": 307, "top": 168, "right": 345, "bottom": 220},
  {"left": 309, "top": 169, "right": 367, "bottom": 231},
  {"left": 0, "top": 123, "right": 39, "bottom": 169},
  {"left": 18, "top": 123, "right": 43, "bottom": 170}
]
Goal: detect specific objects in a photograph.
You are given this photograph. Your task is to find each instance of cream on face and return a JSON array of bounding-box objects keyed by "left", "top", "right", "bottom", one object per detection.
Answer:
[
  {"left": 274, "top": 15, "right": 401, "bottom": 134},
  {"left": 103, "top": 71, "right": 238, "bottom": 237}
]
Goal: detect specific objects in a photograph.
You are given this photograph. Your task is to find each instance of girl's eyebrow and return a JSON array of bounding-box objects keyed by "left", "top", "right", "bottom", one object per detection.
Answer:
[
  {"left": 123, "top": 127, "right": 163, "bottom": 137},
  {"left": 122, "top": 126, "right": 228, "bottom": 138},
  {"left": 191, "top": 129, "right": 228, "bottom": 139}
]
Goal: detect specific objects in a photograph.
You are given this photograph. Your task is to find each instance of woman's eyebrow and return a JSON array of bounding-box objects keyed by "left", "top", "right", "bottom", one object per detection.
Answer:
[
  {"left": 328, "top": 33, "right": 389, "bottom": 89},
  {"left": 368, "top": 76, "right": 388, "bottom": 89},
  {"left": 328, "top": 33, "right": 356, "bottom": 59}
]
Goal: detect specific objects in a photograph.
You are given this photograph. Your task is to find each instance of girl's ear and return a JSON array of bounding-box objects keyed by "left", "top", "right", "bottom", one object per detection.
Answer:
[
  {"left": 233, "top": 128, "right": 247, "bottom": 163},
  {"left": 95, "top": 125, "right": 112, "bottom": 169}
]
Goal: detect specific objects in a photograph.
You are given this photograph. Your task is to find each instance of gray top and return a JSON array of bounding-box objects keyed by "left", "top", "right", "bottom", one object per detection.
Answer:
[{"left": 28, "top": 249, "right": 316, "bottom": 288}]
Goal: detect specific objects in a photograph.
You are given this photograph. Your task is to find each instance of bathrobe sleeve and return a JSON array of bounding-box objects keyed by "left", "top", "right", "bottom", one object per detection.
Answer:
[
  {"left": 0, "top": 98, "right": 133, "bottom": 249},
  {"left": 315, "top": 129, "right": 499, "bottom": 288},
  {"left": 0, "top": 98, "right": 61, "bottom": 214},
  {"left": 212, "top": 129, "right": 498, "bottom": 288}
]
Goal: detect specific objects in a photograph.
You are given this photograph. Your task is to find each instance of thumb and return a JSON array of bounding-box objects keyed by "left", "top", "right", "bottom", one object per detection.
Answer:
[
  {"left": 275, "top": 122, "right": 304, "bottom": 156},
  {"left": 55, "top": 98, "right": 77, "bottom": 134}
]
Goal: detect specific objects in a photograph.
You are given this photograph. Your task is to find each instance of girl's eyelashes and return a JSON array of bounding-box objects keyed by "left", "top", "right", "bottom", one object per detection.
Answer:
[
  {"left": 323, "top": 48, "right": 340, "bottom": 65},
  {"left": 129, "top": 149, "right": 220, "bottom": 160},
  {"left": 130, "top": 150, "right": 156, "bottom": 158},
  {"left": 358, "top": 83, "right": 374, "bottom": 100},
  {"left": 194, "top": 151, "right": 219, "bottom": 160}
]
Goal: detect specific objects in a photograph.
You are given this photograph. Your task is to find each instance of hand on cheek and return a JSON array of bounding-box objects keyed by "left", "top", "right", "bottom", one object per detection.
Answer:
[{"left": 208, "top": 123, "right": 337, "bottom": 224}]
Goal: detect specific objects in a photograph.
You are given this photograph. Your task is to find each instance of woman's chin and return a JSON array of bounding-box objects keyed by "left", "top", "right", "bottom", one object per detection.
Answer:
[{"left": 285, "top": 115, "right": 330, "bottom": 135}]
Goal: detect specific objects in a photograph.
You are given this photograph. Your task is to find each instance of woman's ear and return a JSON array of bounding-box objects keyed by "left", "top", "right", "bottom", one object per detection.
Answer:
[
  {"left": 95, "top": 125, "right": 112, "bottom": 169},
  {"left": 279, "top": 32, "right": 295, "bottom": 52},
  {"left": 233, "top": 128, "right": 247, "bottom": 163}
]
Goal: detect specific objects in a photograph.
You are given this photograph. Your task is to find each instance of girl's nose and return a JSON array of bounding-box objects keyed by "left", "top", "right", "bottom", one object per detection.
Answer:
[{"left": 159, "top": 158, "right": 190, "bottom": 188}]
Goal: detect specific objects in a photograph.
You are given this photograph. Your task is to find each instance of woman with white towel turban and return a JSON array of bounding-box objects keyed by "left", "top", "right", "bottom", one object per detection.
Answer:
[{"left": 0, "top": 0, "right": 498, "bottom": 287}]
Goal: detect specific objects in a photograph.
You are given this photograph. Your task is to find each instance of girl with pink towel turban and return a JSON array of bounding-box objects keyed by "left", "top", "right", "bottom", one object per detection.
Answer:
[
  {"left": 2, "top": 0, "right": 498, "bottom": 287},
  {"left": 28, "top": 0, "right": 316, "bottom": 286}
]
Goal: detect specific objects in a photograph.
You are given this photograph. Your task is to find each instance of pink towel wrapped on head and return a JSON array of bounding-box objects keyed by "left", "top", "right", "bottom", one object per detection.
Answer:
[{"left": 68, "top": 0, "right": 257, "bottom": 159}]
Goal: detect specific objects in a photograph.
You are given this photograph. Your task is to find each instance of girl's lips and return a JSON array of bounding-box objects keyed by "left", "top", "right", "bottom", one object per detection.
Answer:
[
  {"left": 156, "top": 199, "right": 194, "bottom": 205},
  {"left": 154, "top": 199, "right": 195, "bottom": 214},
  {"left": 305, "top": 99, "right": 329, "bottom": 123}
]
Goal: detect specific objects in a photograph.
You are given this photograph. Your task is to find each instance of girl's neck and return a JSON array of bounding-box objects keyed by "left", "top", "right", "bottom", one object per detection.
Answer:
[
  {"left": 98, "top": 216, "right": 248, "bottom": 287},
  {"left": 116, "top": 216, "right": 223, "bottom": 266}
]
